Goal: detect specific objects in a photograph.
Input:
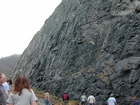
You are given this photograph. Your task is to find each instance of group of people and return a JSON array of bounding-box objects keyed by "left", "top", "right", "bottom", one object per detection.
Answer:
[
  {"left": 44, "top": 91, "right": 69, "bottom": 105},
  {"left": 0, "top": 72, "right": 139, "bottom": 105},
  {"left": 0, "top": 73, "right": 37, "bottom": 105},
  {"left": 80, "top": 92, "right": 139, "bottom": 105},
  {"left": 80, "top": 92, "right": 96, "bottom": 105}
]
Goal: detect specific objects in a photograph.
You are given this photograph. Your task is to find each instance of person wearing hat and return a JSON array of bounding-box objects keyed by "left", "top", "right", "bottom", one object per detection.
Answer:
[{"left": 107, "top": 93, "right": 117, "bottom": 105}]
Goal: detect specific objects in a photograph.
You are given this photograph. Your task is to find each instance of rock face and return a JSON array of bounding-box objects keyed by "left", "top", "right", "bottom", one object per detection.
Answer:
[{"left": 10, "top": 0, "right": 140, "bottom": 104}]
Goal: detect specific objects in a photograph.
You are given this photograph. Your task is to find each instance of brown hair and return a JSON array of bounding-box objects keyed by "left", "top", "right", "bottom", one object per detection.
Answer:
[
  {"left": 13, "top": 75, "right": 31, "bottom": 95},
  {"left": 131, "top": 96, "right": 136, "bottom": 101}
]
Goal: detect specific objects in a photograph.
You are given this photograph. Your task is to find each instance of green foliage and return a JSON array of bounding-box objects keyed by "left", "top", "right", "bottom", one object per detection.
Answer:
[{"left": 0, "top": 54, "right": 20, "bottom": 78}]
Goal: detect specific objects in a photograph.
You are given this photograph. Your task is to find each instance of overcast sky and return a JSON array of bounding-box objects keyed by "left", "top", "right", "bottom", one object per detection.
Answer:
[{"left": 0, "top": 0, "right": 62, "bottom": 58}]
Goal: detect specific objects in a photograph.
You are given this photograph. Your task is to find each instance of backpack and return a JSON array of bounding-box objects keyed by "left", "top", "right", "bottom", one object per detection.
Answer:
[{"left": 63, "top": 93, "right": 68, "bottom": 100}]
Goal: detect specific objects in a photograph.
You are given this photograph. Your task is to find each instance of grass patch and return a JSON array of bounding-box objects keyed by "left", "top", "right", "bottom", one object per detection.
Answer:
[{"left": 68, "top": 100, "right": 80, "bottom": 105}]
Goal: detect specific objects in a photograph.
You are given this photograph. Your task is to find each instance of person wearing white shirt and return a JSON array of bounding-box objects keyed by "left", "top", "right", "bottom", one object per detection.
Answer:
[
  {"left": 87, "top": 94, "right": 96, "bottom": 105},
  {"left": 107, "top": 94, "right": 117, "bottom": 105}
]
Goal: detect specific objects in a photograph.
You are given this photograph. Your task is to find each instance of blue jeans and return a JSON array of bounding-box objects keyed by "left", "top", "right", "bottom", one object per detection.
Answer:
[
  {"left": 81, "top": 101, "right": 87, "bottom": 105},
  {"left": 45, "top": 100, "right": 50, "bottom": 105}
]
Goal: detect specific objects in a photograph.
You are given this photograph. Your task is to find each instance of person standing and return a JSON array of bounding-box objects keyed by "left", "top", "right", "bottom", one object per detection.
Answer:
[
  {"left": 62, "top": 91, "right": 69, "bottom": 105},
  {"left": 131, "top": 96, "right": 139, "bottom": 105},
  {"left": 7, "top": 74, "right": 37, "bottom": 105},
  {"left": 107, "top": 94, "right": 117, "bottom": 105},
  {"left": 87, "top": 94, "right": 96, "bottom": 105},
  {"left": 0, "top": 73, "right": 7, "bottom": 105},
  {"left": 6, "top": 79, "right": 12, "bottom": 92},
  {"left": 44, "top": 91, "right": 52, "bottom": 105},
  {"left": 80, "top": 92, "right": 87, "bottom": 105},
  {"left": 2, "top": 74, "right": 10, "bottom": 98}
]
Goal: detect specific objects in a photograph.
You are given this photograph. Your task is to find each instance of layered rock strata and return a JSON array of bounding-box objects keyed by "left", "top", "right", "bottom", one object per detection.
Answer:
[{"left": 11, "top": 0, "right": 140, "bottom": 104}]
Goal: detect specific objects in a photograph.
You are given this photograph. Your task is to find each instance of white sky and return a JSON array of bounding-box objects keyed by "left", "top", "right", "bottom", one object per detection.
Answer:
[{"left": 0, "top": 0, "right": 62, "bottom": 58}]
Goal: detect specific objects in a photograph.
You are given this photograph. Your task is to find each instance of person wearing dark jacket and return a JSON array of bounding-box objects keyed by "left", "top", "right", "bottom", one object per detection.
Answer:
[
  {"left": 0, "top": 73, "right": 7, "bottom": 105},
  {"left": 132, "top": 96, "right": 139, "bottom": 105}
]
